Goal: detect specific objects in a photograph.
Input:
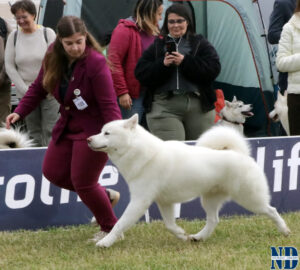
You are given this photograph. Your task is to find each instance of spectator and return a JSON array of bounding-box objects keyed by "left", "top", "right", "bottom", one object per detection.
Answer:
[
  {"left": 0, "top": 17, "right": 12, "bottom": 124},
  {"left": 268, "top": 0, "right": 296, "bottom": 92},
  {"left": 135, "top": 4, "right": 221, "bottom": 140},
  {"left": 6, "top": 16, "right": 122, "bottom": 241},
  {"left": 5, "top": 0, "right": 58, "bottom": 146},
  {"left": 108, "top": 0, "right": 163, "bottom": 127},
  {"left": 276, "top": 2, "right": 300, "bottom": 135}
]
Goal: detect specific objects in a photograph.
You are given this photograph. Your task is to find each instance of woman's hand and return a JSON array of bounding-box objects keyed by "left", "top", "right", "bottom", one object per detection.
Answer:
[
  {"left": 163, "top": 52, "right": 184, "bottom": 67},
  {"left": 6, "top": 113, "right": 20, "bottom": 129},
  {"left": 119, "top": 93, "right": 132, "bottom": 110}
]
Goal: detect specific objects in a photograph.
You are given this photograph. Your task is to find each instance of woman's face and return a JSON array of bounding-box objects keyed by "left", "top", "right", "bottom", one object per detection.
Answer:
[
  {"left": 15, "top": 9, "right": 36, "bottom": 33},
  {"left": 61, "top": 32, "right": 87, "bottom": 61},
  {"left": 156, "top": 5, "right": 164, "bottom": 25},
  {"left": 167, "top": 13, "right": 188, "bottom": 38}
]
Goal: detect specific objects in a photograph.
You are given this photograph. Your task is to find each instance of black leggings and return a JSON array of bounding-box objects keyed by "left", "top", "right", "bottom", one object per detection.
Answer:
[{"left": 287, "top": 93, "right": 300, "bottom": 135}]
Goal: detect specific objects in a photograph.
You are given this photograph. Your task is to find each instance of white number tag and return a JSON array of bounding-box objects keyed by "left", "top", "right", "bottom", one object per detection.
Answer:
[{"left": 73, "top": 96, "right": 88, "bottom": 110}]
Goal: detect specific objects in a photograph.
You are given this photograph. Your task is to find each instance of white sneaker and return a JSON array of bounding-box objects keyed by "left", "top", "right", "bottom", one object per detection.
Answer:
[
  {"left": 91, "top": 231, "right": 125, "bottom": 243},
  {"left": 91, "top": 231, "right": 108, "bottom": 242}
]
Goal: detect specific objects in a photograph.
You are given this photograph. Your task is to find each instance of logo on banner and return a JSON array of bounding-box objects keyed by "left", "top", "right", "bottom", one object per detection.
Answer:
[{"left": 271, "top": 246, "right": 299, "bottom": 269}]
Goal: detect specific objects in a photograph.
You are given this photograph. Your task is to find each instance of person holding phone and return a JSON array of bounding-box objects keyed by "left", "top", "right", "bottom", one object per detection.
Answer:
[{"left": 135, "top": 4, "right": 221, "bottom": 140}]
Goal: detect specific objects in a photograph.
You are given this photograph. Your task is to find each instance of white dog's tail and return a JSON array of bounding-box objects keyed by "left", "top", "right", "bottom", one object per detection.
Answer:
[{"left": 196, "top": 126, "right": 251, "bottom": 156}]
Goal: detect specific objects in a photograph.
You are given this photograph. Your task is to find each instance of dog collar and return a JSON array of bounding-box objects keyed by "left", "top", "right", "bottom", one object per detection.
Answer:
[{"left": 222, "top": 116, "right": 242, "bottom": 126}]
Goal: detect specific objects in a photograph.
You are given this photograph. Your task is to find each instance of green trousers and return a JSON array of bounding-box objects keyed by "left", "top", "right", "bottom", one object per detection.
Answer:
[
  {"left": 0, "top": 84, "right": 11, "bottom": 124},
  {"left": 24, "top": 96, "right": 59, "bottom": 146},
  {"left": 146, "top": 92, "right": 215, "bottom": 141}
]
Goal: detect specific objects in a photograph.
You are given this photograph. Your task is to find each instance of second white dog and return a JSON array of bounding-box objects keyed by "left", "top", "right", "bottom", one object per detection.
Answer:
[
  {"left": 269, "top": 91, "right": 290, "bottom": 135},
  {"left": 0, "top": 127, "right": 34, "bottom": 149},
  {"left": 88, "top": 115, "right": 290, "bottom": 248},
  {"left": 219, "top": 96, "right": 253, "bottom": 134}
]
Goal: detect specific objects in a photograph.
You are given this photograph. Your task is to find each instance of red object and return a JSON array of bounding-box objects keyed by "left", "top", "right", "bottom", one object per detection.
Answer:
[
  {"left": 108, "top": 19, "right": 142, "bottom": 98},
  {"left": 214, "top": 89, "right": 225, "bottom": 123}
]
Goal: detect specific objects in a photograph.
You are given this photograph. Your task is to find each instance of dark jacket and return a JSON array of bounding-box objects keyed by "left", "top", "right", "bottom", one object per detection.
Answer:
[
  {"left": 268, "top": 0, "right": 296, "bottom": 92},
  {"left": 0, "top": 17, "right": 11, "bottom": 89},
  {"left": 135, "top": 34, "right": 221, "bottom": 113},
  {"left": 268, "top": 0, "right": 296, "bottom": 44}
]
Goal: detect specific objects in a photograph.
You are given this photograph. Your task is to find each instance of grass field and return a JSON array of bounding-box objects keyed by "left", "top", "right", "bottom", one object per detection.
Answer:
[{"left": 0, "top": 212, "right": 299, "bottom": 270}]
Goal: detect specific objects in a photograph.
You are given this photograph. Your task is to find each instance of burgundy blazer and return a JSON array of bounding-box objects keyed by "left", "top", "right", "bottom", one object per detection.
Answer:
[{"left": 15, "top": 46, "right": 121, "bottom": 143}]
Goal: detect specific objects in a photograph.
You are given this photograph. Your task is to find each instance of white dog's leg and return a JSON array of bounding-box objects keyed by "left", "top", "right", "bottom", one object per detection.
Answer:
[
  {"left": 260, "top": 206, "right": 290, "bottom": 236},
  {"left": 233, "top": 190, "right": 290, "bottom": 236},
  {"left": 189, "top": 194, "right": 227, "bottom": 241},
  {"left": 157, "top": 203, "right": 188, "bottom": 241},
  {"left": 96, "top": 198, "right": 151, "bottom": 248}
]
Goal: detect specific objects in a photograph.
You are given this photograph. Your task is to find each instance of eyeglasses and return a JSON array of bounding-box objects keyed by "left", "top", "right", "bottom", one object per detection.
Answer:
[
  {"left": 15, "top": 15, "right": 29, "bottom": 21},
  {"left": 168, "top": 19, "right": 186, "bottom": 24}
]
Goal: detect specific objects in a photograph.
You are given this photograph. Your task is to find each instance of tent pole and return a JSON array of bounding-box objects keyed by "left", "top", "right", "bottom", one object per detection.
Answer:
[{"left": 255, "top": 0, "right": 275, "bottom": 84}]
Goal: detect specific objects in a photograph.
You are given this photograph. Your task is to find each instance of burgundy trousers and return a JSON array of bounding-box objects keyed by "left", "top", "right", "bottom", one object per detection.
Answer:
[{"left": 42, "top": 137, "right": 117, "bottom": 232}]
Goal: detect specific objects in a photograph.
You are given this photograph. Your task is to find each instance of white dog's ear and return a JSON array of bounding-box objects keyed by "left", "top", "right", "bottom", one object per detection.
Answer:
[
  {"left": 232, "top": 96, "right": 237, "bottom": 102},
  {"left": 124, "top": 114, "right": 139, "bottom": 130},
  {"left": 225, "top": 100, "right": 231, "bottom": 107}
]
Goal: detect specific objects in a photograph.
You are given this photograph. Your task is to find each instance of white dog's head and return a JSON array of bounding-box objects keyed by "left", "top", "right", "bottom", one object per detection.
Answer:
[
  {"left": 220, "top": 96, "right": 253, "bottom": 124},
  {"left": 87, "top": 114, "right": 139, "bottom": 154},
  {"left": 0, "top": 127, "right": 34, "bottom": 149}
]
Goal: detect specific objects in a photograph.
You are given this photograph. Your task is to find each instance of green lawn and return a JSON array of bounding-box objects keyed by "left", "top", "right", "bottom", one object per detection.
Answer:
[{"left": 0, "top": 212, "right": 299, "bottom": 270}]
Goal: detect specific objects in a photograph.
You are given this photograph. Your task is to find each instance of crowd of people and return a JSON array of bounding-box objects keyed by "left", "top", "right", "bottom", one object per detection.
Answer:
[{"left": 0, "top": 0, "right": 299, "bottom": 240}]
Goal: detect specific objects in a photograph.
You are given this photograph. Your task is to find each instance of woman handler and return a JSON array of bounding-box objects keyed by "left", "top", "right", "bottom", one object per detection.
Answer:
[{"left": 6, "top": 16, "right": 121, "bottom": 240}]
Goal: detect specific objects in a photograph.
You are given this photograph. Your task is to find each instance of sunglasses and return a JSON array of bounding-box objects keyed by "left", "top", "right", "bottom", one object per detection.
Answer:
[{"left": 168, "top": 19, "right": 186, "bottom": 24}]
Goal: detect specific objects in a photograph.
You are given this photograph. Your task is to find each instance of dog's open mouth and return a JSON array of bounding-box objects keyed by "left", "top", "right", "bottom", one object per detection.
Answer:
[{"left": 242, "top": 111, "right": 254, "bottom": 117}]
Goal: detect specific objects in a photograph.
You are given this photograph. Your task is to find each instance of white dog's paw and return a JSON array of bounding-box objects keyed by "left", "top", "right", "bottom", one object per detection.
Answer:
[
  {"left": 281, "top": 226, "right": 291, "bottom": 237},
  {"left": 96, "top": 237, "right": 114, "bottom": 248},
  {"left": 95, "top": 233, "right": 125, "bottom": 248},
  {"left": 188, "top": 233, "right": 207, "bottom": 242},
  {"left": 175, "top": 233, "right": 189, "bottom": 241}
]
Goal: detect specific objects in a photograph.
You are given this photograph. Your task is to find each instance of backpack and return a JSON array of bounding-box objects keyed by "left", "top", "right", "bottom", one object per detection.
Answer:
[
  {"left": 0, "top": 17, "right": 8, "bottom": 42},
  {"left": 14, "top": 26, "right": 48, "bottom": 46}
]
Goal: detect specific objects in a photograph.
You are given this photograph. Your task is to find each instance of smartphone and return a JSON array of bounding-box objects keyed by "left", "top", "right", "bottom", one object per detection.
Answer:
[{"left": 165, "top": 40, "right": 176, "bottom": 54}]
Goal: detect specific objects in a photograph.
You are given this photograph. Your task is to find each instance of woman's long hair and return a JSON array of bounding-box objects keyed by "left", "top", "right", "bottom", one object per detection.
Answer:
[
  {"left": 43, "top": 16, "right": 102, "bottom": 93},
  {"left": 160, "top": 4, "right": 195, "bottom": 37},
  {"left": 134, "top": 0, "right": 162, "bottom": 35}
]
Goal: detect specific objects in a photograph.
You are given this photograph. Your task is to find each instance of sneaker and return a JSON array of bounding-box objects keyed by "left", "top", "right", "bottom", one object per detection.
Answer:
[
  {"left": 91, "top": 231, "right": 108, "bottom": 242},
  {"left": 106, "top": 188, "right": 120, "bottom": 208},
  {"left": 90, "top": 231, "right": 125, "bottom": 243}
]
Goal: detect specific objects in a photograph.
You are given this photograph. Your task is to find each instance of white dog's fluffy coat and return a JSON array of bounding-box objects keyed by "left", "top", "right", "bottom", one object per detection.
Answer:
[
  {"left": 88, "top": 115, "right": 290, "bottom": 248},
  {"left": 0, "top": 127, "right": 34, "bottom": 149},
  {"left": 269, "top": 91, "right": 290, "bottom": 135}
]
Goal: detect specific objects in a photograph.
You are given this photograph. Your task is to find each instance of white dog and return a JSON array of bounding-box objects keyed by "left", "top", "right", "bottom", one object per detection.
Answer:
[
  {"left": 219, "top": 96, "right": 253, "bottom": 134},
  {"left": 269, "top": 91, "right": 290, "bottom": 135},
  {"left": 0, "top": 127, "right": 34, "bottom": 149},
  {"left": 87, "top": 114, "right": 290, "bottom": 248}
]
